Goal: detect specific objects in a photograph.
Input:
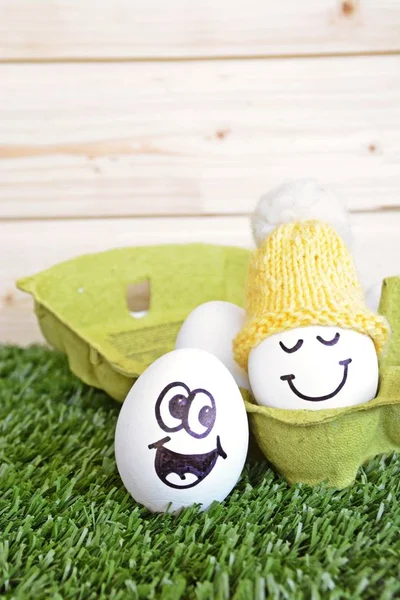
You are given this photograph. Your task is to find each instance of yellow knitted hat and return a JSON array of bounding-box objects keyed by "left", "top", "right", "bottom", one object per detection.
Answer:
[{"left": 234, "top": 220, "right": 390, "bottom": 371}]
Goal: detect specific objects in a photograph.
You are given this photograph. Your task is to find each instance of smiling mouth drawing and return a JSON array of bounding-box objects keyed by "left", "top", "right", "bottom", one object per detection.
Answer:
[
  {"left": 280, "top": 358, "right": 352, "bottom": 402},
  {"left": 148, "top": 436, "right": 227, "bottom": 489}
]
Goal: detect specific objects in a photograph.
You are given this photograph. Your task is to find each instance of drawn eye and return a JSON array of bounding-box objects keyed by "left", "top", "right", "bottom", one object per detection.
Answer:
[
  {"left": 187, "top": 389, "right": 216, "bottom": 439},
  {"left": 155, "top": 382, "right": 190, "bottom": 433},
  {"left": 279, "top": 339, "right": 304, "bottom": 354},
  {"left": 169, "top": 394, "right": 188, "bottom": 420},
  {"left": 317, "top": 332, "right": 340, "bottom": 346},
  {"left": 155, "top": 382, "right": 216, "bottom": 439}
]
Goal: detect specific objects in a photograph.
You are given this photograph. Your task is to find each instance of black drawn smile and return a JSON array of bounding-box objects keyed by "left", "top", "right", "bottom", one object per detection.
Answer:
[
  {"left": 280, "top": 358, "right": 352, "bottom": 402},
  {"left": 148, "top": 435, "right": 227, "bottom": 489}
]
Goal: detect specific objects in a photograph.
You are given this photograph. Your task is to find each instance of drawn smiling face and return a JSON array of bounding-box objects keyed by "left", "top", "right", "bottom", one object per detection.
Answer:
[
  {"left": 114, "top": 348, "right": 249, "bottom": 513},
  {"left": 148, "top": 382, "right": 227, "bottom": 489},
  {"left": 248, "top": 326, "right": 379, "bottom": 411}
]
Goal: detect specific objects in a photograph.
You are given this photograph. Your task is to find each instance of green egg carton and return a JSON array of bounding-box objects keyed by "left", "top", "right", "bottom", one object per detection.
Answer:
[
  {"left": 17, "top": 244, "right": 251, "bottom": 401},
  {"left": 18, "top": 245, "right": 400, "bottom": 489}
]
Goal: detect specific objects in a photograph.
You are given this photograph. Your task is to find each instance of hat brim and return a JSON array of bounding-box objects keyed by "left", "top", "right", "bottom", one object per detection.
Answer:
[{"left": 234, "top": 309, "right": 390, "bottom": 371}]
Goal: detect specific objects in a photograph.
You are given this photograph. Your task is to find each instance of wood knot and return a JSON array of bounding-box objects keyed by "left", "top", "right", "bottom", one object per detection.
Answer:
[
  {"left": 215, "top": 129, "right": 231, "bottom": 140},
  {"left": 4, "top": 292, "right": 14, "bottom": 306},
  {"left": 341, "top": 0, "right": 358, "bottom": 16}
]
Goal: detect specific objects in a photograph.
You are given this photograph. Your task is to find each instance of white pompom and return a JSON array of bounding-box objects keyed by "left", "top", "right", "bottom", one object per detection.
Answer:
[{"left": 251, "top": 179, "right": 353, "bottom": 248}]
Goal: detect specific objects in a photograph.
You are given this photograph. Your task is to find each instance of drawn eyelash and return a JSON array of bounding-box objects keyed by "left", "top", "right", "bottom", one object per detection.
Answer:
[
  {"left": 316, "top": 332, "right": 340, "bottom": 346},
  {"left": 279, "top": 339, "right": 304, "bottom": 354}
]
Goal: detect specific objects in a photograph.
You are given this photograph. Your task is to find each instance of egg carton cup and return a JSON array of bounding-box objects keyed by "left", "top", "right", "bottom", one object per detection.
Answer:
[{"left": 242, "top": 277, "right": 400, "bottom": 489}]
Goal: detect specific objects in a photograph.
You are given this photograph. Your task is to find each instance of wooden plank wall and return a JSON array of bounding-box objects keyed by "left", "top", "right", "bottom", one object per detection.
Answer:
[{"left": 0, "top": 0, "right": 399, "bottom": 344}]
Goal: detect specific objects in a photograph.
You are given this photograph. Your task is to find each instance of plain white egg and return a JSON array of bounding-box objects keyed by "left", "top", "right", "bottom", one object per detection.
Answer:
[
  {"left": 365, "top": 281, "right": 383, "bottom": 313},
  {"left": 175, "top": 301, "right": 251, "bottom": 391},
  {"left": 115, "top": 348, "right": 249, "bottom": 513},
  {"left": 249, "top": 326, "right": 379, "bottom": 411}
]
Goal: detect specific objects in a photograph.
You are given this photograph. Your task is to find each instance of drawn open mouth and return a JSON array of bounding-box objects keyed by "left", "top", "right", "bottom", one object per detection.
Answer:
[
  {"left": 148, "top": 435, "right": 227, "bottom": 489},
  {"left": 280, "top": 358, "right": 352, "bottom": 402}
]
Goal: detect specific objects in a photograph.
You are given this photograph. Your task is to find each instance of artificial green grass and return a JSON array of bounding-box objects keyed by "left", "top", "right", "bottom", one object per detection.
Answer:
[{"left": 1, "top": 346, "right": 400, "bottom": 600}]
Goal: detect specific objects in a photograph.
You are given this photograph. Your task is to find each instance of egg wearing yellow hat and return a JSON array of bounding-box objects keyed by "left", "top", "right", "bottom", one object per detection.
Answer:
[{"left": 234, "top": 220, "right": 390, "bottom": 410}]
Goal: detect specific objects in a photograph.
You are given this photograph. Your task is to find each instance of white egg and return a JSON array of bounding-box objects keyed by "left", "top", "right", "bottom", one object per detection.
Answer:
[
  {"left": 365, "top": 281, "right": 383, "bottom": 313},
  {"left": 249, "top": 326, "right": 379, "bottom": 411},
  {"left": 115, "top": 348, "right": 249, "bottom": 513},
  {"left": 175, "top": 301, "right": 251, "bottom": 391}
]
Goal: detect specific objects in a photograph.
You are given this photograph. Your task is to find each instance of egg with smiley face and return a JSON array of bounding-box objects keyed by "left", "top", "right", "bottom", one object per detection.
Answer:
[
  {"left": 115, "top": 348, "right": 249, "bottom": 512},
  {"left": 248, "top": 326, "right": 379, "bottom": 411}
]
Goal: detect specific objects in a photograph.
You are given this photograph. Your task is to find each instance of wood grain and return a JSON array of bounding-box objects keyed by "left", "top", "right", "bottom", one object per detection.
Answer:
[
  {"left": 1, "top": 213, "right": 399, "bottom": 345},
  {"left": 1, "top": 56, "right": 400, "bottom": 218},
  {"left": 0, "top": 0, "right": 399, "bottom": 60}
]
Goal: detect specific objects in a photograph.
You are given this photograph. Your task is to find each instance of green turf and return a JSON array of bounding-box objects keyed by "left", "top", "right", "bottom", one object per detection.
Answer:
[{"left": 1, "top": 346, "right": 399, "bottom": 600}]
